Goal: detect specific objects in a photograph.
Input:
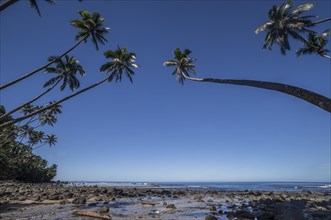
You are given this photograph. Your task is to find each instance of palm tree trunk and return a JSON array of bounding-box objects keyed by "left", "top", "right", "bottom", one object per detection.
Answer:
[
  {"left": 0, "top": 79, "right": 62, "bottom": 120},
  {"left": 310, "top": 17, "right": 331, "bottom": 26},
  {"left": 0, "top": 0, "right": 19, "bottom": 11},
  {"left": 0, "top": 36, "right": 87, "bottom": 91},
  {"left": 0, "top": 77, "right": 109, "bottom": 129},
  {"left": 182, "top": 73, "right": 331, "bottom": 113}
]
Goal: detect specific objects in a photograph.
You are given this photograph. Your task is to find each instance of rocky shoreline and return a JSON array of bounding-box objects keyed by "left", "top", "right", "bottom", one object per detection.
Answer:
[{"left": 0, "top": 181, "right": 330, "bottom": 219}]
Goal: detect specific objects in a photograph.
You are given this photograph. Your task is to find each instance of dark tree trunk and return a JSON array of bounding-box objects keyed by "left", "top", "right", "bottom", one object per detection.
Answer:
[
  {"left": 0, "top": 36, "right": 87, "bottom": 91},
  {"left": 183, "top": 73, "right": 331, "bottom": 113},
  {"left": 0, "top": 0, "right": 19, "bottom": 11},
  {"left": 0, "top": 78, "right": 62, "bottom": 120},
  {"left": 310, "top": 17, "right": 331, "bottom": 26},
  {"left": 0, "top": 77, "right": 109, "bottom": 129}
]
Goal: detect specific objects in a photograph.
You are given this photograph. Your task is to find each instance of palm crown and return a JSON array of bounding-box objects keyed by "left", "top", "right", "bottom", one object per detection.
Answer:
[
  {"left": 71, "top": 10, "right": 110, "bottom": 50},
  {"left": 296, "top": 30, "right": 331, "bottom": 58},
  {"left": 255, "top": 0, "right": 316, "bottom": 55},
  {"left": 100, "top": 47, "right": 139, "bottom": 83},
  {"left": 43, "top": 55, "right": 85, "bottom": 91},
  {"left": 163, "top": 48, "right": 197, "bottom": 85}
]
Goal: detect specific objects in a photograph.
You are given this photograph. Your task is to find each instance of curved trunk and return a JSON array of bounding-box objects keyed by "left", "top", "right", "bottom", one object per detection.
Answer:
[
  {"left": 0, "top": 79, "right": 62, "bottom": 120},
  {"left": 0, "top": 0, "right": 19, "bottom": 11},
  {"left": 310, "top": 17, "right": 331, "bottom": 26},
  {"left": 0, "top": 77, "right": 109, "bottom": 129},
  {"left": 0, "top": 36, "right": 87, "bottom": 91},
  {"left": 182, "top": 73, "right": 331, "bottom": 113}
]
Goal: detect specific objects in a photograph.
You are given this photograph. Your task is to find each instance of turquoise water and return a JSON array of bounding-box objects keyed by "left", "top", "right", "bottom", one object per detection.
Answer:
[{"left": 68, "top": 181, "right": 331, "bottom": 192}]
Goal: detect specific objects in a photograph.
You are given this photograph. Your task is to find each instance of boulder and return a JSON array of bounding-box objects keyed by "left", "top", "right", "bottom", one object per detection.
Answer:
[
  {"left": 166, "top": 204, "right": 176, "bottom": 209},
  {"left": 72, "top": 197, "right": 86, "bottom": 205}
]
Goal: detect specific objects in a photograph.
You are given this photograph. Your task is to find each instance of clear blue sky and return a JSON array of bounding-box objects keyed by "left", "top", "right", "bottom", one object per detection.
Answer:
[{"left": 1, "top": 0, "right": 330, "bottom": 182}]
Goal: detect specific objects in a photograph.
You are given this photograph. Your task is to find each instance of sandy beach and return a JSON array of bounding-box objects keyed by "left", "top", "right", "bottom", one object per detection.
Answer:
[{"left": 0, "top": 181, "right": 330, "bottom": 220}]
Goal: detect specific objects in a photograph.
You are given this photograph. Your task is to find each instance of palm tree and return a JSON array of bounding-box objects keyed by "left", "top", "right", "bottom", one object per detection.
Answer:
[
  {"left": 0, "top": 47, "right": 139, "bottom": 129},
  {"left": 255, "top": 0, "right": 317, "bottom": 55},
  {"left": 32, "top": 134, "right": 57, "bottom": 150},
  {"left": 164, "top": 48, "right": 331, "bottom": 113},
  {"left": 44, "top": 55, "right": 85, "bottom": 91},
  {"left": 0, "top": 10, "right": 109, "bottom": 90},
  {"left": 100, "top": 47, "right": 140, "bottom": 82},
  {"left": 0, "top": 55, "right": 84, "bottom": 120},
  {"left": 296, "top": 30, "right": 331, "bottom": 59},
  {"left": 0, "top": 0, "right": 55, "bottom": 14},
  {"left": 71, "top": 10, "right": 110, "bottom": 51}
]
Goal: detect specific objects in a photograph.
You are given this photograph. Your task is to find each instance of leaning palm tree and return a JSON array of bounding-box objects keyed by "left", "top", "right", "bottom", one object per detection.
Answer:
[
  {"left": 164, "top": 48, "right": 331, "bottom": 113},
  {"left": 71, "top": 10, "right": 109, "bottom": 51},
  {"left": 296, "top": 30, "right": 331, "bottom": 59},
  {"left": 0, "top": 55, "right": 84, "bottom": 120},
  {"left": 0, "top": 10, "right": 109, "bottom": 90},
  {"left": 43, "top": 55, "right": 85, "bottom": 91},
  {"left": 32, "top": 134, "right": 57, "bottom": 150},
  {"left": 256, "top": 0, "right": 331, "bottom": 55},
  {"left": 255, "top": 0, "right": 316, "bottom": 55},
  {"left": 0, "top": 47, "right": 139, "bottom": 129}
]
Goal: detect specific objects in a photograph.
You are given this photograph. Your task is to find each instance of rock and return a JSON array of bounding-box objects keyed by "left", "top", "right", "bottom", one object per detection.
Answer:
[
  {"left": 48, "top": 194, "right": 60, "bottom": 200},
  {"left": 234, "top": 210, "right": 255, "bottom": 219},
  {"left": 256, "top": 211, "right": 275, "bottom": 220},
  {"left": 163, "top": 201, "right": 167, "bottom": 205},
  {"left": 275, "top": 201, "right": 305, "bottom": 220},
  {"left": 72, "top": 197, "right": 86, "bottom": 205},
  {"left": 210, "top": 206, "right": 217, "bottom": 212},
  {"left": 166, "top": 204, "right": 176, "bottom": 209},
  {"left": 205, "top": 215, "right": 218, "bottom": 220},
  {"left": 98, "top": 206, "right": 109, "bottom": 213},
  {"left": 59, "top": 199, "right": 69, "bottom": 205}
]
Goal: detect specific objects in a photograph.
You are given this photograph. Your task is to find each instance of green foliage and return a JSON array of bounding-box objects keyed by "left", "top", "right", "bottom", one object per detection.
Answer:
[
  {"left": 44, "top": 55, "right": 85, "bottom": 91},
  {"left": 163, "top": 48, "right": 197, "bottom": 85},
  {"left": 296, "top": 30, "right": 330, "bottom": 58},
  {"left": 100, "top": 47, "right": 140, "bottom": 83},
  {"left": 71, "top": 10, "right": 110, "bottom": 50},
  {"left": 0, "top": 106, "right": 57, "bottom": 182},
  {"left": 255, "top": 0, "right": 330, "bottom": 57}
]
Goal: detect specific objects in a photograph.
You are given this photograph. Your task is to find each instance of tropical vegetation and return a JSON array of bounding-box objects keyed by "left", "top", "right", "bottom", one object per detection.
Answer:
[{"left": 0, "top": 0, "right": 329, "bottom": 182}]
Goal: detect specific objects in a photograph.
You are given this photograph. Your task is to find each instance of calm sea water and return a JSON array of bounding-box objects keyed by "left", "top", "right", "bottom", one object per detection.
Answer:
[{"left": 68, "top": 181, "right": 331, "bottom": 192}]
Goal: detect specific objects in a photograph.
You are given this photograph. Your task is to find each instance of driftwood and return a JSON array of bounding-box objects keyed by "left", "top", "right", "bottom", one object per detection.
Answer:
[
  {"left": 72, "top": 210, "right": 112, "bottom": 219},
  {"left": 140, "top": 201, "right": 160, "bottom": 206}
]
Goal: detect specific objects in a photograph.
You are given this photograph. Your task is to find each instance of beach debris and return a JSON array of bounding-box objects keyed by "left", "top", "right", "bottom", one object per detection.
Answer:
[
  {"left": 72, "top": 210, "right": 112, "bottom": 219},
  {"left": 166, "top": 204, "right": 177, "bottom": 209},
  {"left": 141, "top": 201, "right": 160, "bottom": 206}
]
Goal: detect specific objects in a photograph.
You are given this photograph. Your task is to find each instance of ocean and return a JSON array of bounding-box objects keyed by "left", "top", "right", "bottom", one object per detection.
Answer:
[{"left": 67, "top": 181, "right": 331, "bottom": 192}]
